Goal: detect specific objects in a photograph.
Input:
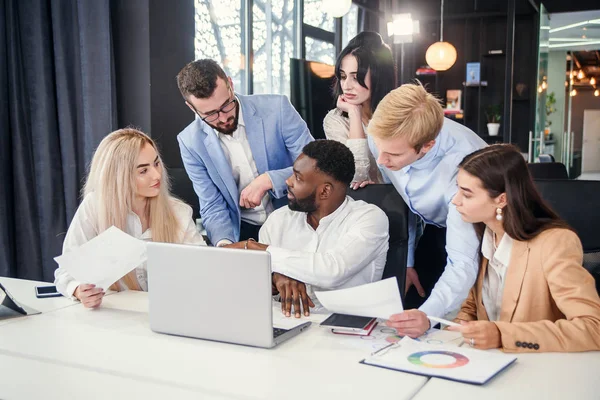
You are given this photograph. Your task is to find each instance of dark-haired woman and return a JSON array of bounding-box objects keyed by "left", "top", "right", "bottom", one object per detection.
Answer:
[
  {"left": 323, "top": 31, "right": 396, "bottom": 189},
  {"left": 448, "top": 144, "right": 600, "bottom": 352}
]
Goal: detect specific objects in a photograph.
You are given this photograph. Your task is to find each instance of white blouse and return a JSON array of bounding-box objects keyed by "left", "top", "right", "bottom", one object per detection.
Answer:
[
  {"left": 323, "top": 108, "right": 383, "bottom": 184},
  {"left": 54, "top": 193, "right": 206, "bottom": 299},
  {"left": 481, "top": 227, "right": 513, "bottom": 321}
]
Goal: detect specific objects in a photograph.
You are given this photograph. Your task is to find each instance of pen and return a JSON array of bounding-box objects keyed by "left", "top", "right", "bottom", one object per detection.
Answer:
[
  {"left": 371, "top": 341, "right": 397, "bottom": 356},
  {"left": 428, "top": 316, "right": 460, "bottom": 327}
]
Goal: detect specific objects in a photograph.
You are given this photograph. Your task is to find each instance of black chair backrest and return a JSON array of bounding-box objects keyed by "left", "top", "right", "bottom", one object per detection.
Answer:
[
  {"left": 169, "top": 167, "right": 200, "bottom": 220},
  {"left": 535, "top": 179, "right": 600, "bottom": 293},
  {"left": 528, "top": 162, "right": 568, "bottom": 180},
  {"left": 347, "top": 184, "right": 408, "bottom": 300}
]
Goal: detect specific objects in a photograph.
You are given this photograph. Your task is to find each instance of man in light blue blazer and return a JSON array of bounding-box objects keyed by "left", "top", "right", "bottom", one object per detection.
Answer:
[{"left": 176, "top": 59, "right": 314, "bottom": 246}]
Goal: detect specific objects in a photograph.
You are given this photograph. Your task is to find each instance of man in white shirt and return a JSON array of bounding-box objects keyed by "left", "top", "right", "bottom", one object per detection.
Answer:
[
  {"left": 228, "top": 140, "right": 389, "bottom": 318},
  {"left": 177, "top": 59, "right": 314, "bottom": 246}
]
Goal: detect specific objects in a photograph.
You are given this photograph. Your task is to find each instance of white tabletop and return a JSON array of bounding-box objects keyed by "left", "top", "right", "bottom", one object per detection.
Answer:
[
  {"left": 412, "top": 349, "right": 600, "bottom": 400},
  {"left": 0, "top": 290, "right": 427, "bottom": 400},
  {"left": 0, "top": 277, "right": 78, "bottom": 327},
  {"left": 0, "top": 351, "right": 241, "bottom": 400}
]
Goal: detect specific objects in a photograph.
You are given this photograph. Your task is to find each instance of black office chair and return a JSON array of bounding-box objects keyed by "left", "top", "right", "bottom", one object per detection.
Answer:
[
  {"left": 535, "top": 179, "right": 600, "bottom": 294},
  {"left": 528, "top": 162, "right": 568, "bottom": 180},
  {"left": 169, "top": 167, "right": 200, "bottom": 220},
  {"left": 406, "top": 224, "right": 448, "bottom": 309},
  {"left": 347, "top": 184, "right": 409, "bottom": 300}
]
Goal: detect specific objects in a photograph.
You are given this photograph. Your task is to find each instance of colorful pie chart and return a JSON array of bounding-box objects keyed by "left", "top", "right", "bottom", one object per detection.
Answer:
[{"left": 408, "top": 351, "right": 469, "bottom": 369}]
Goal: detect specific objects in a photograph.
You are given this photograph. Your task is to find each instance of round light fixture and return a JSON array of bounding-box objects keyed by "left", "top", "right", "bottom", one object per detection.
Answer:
[
  {"left": 425, "top": 0, "right": 457, "bottom": 71},
  {"left": 577, "top": 70, "right": 585, "bottom": 80},
  {"left": 570, "top": 89, "right": 577, "bottom": 97},
  {"left": 541, "top": 81, "right": 547, "bottom": 90},
  {"left": 426, "top": 42, "right": 457, "bottom": 71},
  {"left": 321, "top": 0, "right": 352, "bottom": 18},
  {"left": 595, "top": 89, "right": 599, "bottom": 97},
  {"left": 590, "top": 77, "right": 596, "bottom": 86}
]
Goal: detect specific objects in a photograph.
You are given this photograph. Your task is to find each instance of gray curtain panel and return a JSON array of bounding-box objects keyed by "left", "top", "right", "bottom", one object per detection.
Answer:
[{"left": 0, "top": 0, "right": 117, "bottom": 281}]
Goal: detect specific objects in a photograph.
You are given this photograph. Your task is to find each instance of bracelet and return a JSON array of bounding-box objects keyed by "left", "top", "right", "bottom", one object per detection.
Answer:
[{"left": 244, "top": 238, "right": 256, "bottom": 250}]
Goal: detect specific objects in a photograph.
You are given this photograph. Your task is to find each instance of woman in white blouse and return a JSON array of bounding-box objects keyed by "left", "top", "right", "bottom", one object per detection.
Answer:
[
  {"left": 323, "top": 31, "right": 396, "bottom": 188},
  {"left": 55, "top": 128, "right": 206, "bottom": 308}
]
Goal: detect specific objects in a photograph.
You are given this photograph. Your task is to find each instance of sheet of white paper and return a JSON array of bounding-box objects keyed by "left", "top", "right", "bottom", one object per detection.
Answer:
[
  {"left": 331, "top": 324, "right": 464, "bottom": 352},
  {"left": 314, "top": 278, "right": 403, "bottom": 319},
  {"left": 363, "top": 336, "right": 517, "bottom": 385},
  {"left": 54, "top": 226, "right": 147, "bottom": 291}
]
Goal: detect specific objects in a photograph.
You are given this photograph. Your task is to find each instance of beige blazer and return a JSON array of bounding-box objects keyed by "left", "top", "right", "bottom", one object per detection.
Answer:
[{"left": 456, "top": 228, "right": 600, "bottom": 353}]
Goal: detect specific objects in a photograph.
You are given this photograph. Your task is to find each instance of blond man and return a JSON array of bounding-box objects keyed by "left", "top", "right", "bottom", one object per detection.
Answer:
[{"left": 367, "top": 83, "right": 486, "bottom": 337}]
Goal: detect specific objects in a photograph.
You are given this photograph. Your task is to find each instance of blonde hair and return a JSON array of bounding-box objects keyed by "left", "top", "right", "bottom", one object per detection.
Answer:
[
  {"left": 368, "top": 82, "right": 444, "bottom": 151},
  {"left": 83, "top": 128, "right": 181, "bottom": 291}
]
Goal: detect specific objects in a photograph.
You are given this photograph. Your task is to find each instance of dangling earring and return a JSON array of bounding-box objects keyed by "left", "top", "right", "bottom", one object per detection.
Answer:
[{"left": 496, "top": 207, "right": 503, "bottom": 221}]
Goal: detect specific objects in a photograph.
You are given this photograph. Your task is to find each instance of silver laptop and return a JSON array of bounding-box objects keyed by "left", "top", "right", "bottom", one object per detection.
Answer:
[{"left": 147, "top": 242, "right": 311, "bottom": 348}]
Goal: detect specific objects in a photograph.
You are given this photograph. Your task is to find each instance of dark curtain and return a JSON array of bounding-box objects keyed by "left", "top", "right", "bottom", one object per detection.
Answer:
[{"left": 0, "top": 0, "right": 116, "bottom": 281}]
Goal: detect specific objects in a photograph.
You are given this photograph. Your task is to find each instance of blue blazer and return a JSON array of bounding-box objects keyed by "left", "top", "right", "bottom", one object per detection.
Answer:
[{"left": 178, "top": 94, "right": 314, "bottom": 245}]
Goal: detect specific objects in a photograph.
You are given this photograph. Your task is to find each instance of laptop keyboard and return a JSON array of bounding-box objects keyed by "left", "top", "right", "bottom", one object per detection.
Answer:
[{"left": 273, "top": 327, "right": 289, "bottom": 338}]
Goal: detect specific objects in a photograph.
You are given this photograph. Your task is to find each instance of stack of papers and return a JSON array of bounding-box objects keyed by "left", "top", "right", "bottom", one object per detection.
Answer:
[{"left": 54, "top": 226, "right": 147, "bottom": 291}]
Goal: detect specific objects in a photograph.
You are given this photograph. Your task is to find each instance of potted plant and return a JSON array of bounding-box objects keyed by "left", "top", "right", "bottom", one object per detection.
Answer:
[
  {"left": 545, "top": 92, "right": 556, "bottom": 139},
  {"left": 485, "top": 104, "right": 502, "bottom": 136}
]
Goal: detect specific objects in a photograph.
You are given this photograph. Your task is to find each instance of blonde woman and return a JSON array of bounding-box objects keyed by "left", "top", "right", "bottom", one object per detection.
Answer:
[{"left": 54, "top": 128, "right": 206, "bottom": 308}]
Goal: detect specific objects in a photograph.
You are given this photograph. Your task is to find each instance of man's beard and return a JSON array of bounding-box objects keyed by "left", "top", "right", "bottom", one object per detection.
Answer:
[
  {"left": 210, "top": 106, "right": 239, "bottom": 135},
  {"left": 288, "top": 188, "right": 317, "bottom": 213}
]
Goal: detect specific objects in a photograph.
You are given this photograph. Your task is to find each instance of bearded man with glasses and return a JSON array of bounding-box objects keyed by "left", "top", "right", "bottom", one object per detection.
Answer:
[{"left": 177, "top": 59, "right": 314, "bottom": 246}]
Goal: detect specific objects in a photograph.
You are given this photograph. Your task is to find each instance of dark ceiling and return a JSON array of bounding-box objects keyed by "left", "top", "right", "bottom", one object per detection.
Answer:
[{"left": 537, "top": 0, "right": 600, "bottom": 14}]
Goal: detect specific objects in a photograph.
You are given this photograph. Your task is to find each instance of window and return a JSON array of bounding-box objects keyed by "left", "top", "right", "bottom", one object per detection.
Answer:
[
  {"left": 305, "top": 37, "right": 336, "bottom": 65},
  {"left": 194, "top": 0, "right": 245, "bottom": 93},
  {"left": 303, "top": 0, "right": 335, "bottom": 32},
  {"left": 252, "top": 1, "right": 296, "bottom": 95},
  {"left": 342, "top": 3, "right": 359, "bottom": 47},
  {"left": 195, "top": 0, "right": 356, "bottom": 95}
]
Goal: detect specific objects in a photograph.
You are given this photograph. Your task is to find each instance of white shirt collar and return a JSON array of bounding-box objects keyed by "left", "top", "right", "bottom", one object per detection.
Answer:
[
  {"left": 481, "top": 226, "right": 513, "bottom": 267},
  {"left": 303, "top": 197, "right": 350, "bottom": 231}
]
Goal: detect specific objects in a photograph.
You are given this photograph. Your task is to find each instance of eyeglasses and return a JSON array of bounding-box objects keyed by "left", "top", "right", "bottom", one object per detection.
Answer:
[{"left": 197, "top": 90, "right": 237, "bottom": 123}]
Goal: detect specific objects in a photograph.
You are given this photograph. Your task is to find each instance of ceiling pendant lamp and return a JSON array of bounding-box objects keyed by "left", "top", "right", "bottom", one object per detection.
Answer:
[{"left": 425, "top": 0, "right": 457, "bottom": 71}]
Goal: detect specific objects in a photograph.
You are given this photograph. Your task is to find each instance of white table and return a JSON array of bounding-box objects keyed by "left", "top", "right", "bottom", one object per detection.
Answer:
[
  {"left": 0, "top": 277, "right": 78, "bottom": 328},
  {"left": 2, "top": 278, "right": 599, "bottom": 400},
  {"left": 0, "top": 289, "right": 427, "bottom": 400},
  {"left": 0, "top": 351, "right": 238, "bottom": 400},
  {"left": 412, "top": 349, "right": 600, "bottom": 400}
]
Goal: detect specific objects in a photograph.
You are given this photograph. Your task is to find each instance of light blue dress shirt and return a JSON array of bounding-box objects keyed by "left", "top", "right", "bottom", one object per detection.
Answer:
[{"left": 369, "top": 118, "right": 487, "bottom": 317}]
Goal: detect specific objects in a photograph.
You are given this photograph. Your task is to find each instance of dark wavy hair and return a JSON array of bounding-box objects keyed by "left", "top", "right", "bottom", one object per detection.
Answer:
[
  {"left": 459, "top": 144, "right": 571, "bottom": 241},
  {"left": 302, "top": 140, "right": 355, "bottom": 186},
  {"left": 333, "top": 31, "right": 396, "bottom": 114}
]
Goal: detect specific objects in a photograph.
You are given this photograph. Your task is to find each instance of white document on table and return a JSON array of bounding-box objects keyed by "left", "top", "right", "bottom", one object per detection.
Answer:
[
  {"left": 314, "top": 278, "right": 403, "bottom": 319},
  {"left": 362, "top": 336, "right": 517, "bottom": 385},
  {"left": 54, "top": 226, "right": 147, "bottom": 291}
]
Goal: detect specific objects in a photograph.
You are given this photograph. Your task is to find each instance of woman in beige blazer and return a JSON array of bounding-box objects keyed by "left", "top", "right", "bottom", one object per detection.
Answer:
[
  {"left": 448, "top": 144, "right": 600, "bottom": 353},
  {"left": 323, "top": 32, "right": 395, "bottom": 188}
]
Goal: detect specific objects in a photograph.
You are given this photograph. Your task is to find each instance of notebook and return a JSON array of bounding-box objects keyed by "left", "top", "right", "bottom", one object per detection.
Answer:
[
  {"left": 361, "top": 336, "right": 516, "bottom": 385},
  {"left": 320, "top": 313, "right": 377, "bottom": 335}
]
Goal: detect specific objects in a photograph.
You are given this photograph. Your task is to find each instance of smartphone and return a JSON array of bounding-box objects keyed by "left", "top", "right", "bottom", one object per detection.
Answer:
[{"left": 35, "top": 285, "right": 62, "bottom": 298}]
